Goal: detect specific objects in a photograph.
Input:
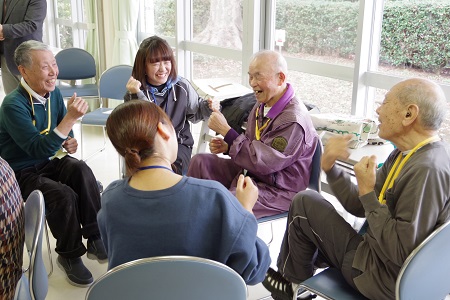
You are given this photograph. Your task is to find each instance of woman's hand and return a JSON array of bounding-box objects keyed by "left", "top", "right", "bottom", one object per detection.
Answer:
[
  {"left": 235, "top": 174, "right": 258, "bottom": 213},
  {"left": 126, "top": 76, "right": 141, "bottom": 94}
]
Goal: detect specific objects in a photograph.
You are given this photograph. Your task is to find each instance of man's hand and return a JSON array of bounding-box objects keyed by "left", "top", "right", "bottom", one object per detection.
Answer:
[
  {"left": 354, "top": 155, "right": 377, "bottom": 196},
  {"left": 207, "top": 97, "right": 220, "bottom": 111},
  {"left": 235, "top": 174, "right": 258, "bottom": 213},
  {"left": 62, "top": 136, "right": 78, "bottom": 154},
  {"left": 321, "top": 134, "right": 352, "bottom": 172},
  {"left": 56, "top": 93, "right": 88, "bottom": 137},
  {"left": 126, "top": 76, "right": 141, "bottom": 94},
  {"left": 209, "top": 137, "right": 228, "bottom": 154},
  {"left": 66, "top": 93, "right": 88, "bottom": 121},
  {"left": 208, "top": 108, "right": 231, "bottom": 136}
]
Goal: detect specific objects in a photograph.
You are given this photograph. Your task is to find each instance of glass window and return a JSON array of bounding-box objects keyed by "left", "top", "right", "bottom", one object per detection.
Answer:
[
  {"left": 378, "top": 0, "right": 450, "bottom": 141},
  {"left": 273, "top": 0, "right": 359, "bottom": 117},
  {"left": 56, "top": 0, "right": 71, "bottom": 19},
  {"left": 289, "top": 71, "right": 353, "bottom": 115},
  {"left": 53, "top": 0, "right": 88, "bottom": 49},
  {"left": 55, "top": 0, "right": 72, "bottom": 49},
  {"left": 138, "top": 0, "right": 175, "bottom": 40},
  {"left": 192, "top": 0, "right": 243, "bottom": 50},
  {"left": 379, "top": 0, "right": 450, "bottom": 84},
  {"left": 58, "top": 25, "right": 74, "bottom": 48},
  {"left": 275, "top": 0, "right": 359, "bottom": 66},
  {"left": 192, "top": 53, "right": 242, "bottom": 82}
]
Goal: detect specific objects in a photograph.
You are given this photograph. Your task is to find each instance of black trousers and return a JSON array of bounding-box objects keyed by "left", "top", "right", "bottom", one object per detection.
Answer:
[
  {"left": 15, "top": 156, "right": 101, "bottom": 259},
  {"left": 276, "top": 190, "right": 363, "bottom": 290}
]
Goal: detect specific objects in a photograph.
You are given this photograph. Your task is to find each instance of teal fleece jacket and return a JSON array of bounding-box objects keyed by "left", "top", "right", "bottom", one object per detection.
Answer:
[{"left": 0, "top": 85, "right": 73, "bottom": 172}]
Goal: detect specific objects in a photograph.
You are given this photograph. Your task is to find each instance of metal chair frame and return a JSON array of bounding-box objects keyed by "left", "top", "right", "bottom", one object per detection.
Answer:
[{"left": 14, "top": 190, "right": 48, "bottom": 300}]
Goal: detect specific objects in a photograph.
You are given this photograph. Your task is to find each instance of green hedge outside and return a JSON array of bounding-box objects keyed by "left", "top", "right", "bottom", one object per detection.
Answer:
[
  {"left": 276, "top": 0, "right": 450, "bottom": 73},
  {"left": 153, "top": 0, "right": 450, "bottom": 74},
  {"left": 380, "top": 2, "right": 450, "bottom": 72}
]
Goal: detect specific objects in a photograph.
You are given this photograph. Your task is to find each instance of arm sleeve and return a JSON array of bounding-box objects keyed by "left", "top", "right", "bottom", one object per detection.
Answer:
[
  {"left": 184, "top": 80, "right": 212, "bottom": 123},
  {"left": 325, "top": 165, "right": 366, "bottom": 217},
  {"left": 229, "top": 122, "right": 306, "bottom": 175},
  {"left": 2, "top": 0, "right": 47, "bottom": 38},
  {"left": 361, "top": 162, "right": 449, "bottom": 266},
  {"left": 226, "top": 216, "right": 271, "bottom": 285},
  {"left": 2, "top": 102, "right": 65, "bottom": 158},
  {"left": 326, "top": 151, "right": 391, "bottom": 218},
  {"left": 96, "top": 209, "right": 109, "bottom": 255},
  {"left": 123, "top": 90, "right": 149, "bottom": 102}
]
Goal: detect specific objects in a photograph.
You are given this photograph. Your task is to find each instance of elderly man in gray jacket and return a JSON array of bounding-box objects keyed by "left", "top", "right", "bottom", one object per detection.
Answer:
[{"left": 263, "top": 78, "right": 450, "bottom": 300}]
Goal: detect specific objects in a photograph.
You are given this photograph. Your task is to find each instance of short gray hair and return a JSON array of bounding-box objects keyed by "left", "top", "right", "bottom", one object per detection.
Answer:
[
  {"left": 397, "top": 78, "right": 447, "bottom": 130},
  {"left": 251, "top": 50, "right": 288, "bottom": 74},
  {"left": 14, "top": 40, "right": 51, "bottom": 69}
]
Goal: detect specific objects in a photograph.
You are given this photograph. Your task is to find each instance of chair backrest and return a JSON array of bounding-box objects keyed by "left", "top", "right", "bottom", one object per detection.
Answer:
[
  {"left": 85, "top": 256, "right": 247, "bottom": 300},
  {"left": 98, "top": 65, "right": 133, "bottom": 100},
  {"left": 55, "top": 48, "right": 97, "bottom": 80},
  {"left": 22, "top": 190, "right": 48, "bottom": 300},
  {"left": 307, "top": 138, "right": 323, "bottom": 193},
  {"left": 396, "top": 220, "right": 450, "bottom": 300}
]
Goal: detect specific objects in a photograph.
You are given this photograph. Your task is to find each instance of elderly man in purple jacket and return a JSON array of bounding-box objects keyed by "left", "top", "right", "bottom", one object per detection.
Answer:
[{"left": 188, "top": 50, "right": 318, "bottom": 218}]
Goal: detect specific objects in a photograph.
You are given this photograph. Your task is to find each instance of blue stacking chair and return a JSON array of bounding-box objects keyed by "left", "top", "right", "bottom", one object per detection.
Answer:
[
  {"left": 14, "top": 190, "right": 48, "bottom": 300},
  {"left": 85, "top": 256, "right": 247, "bottom": 300},
  {"left": 80, "top": 65, "right": 132, "bottom": 161},
  {"left": 298, "top": 220, "right": 450, "bottom": 300},
  {"left": 55, "top": 48, "right": 99, "bottom": 98}
]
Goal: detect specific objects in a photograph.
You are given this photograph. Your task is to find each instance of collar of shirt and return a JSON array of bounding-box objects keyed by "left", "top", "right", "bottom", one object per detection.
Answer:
[
  {"left": 21, "top": 77, "right": 49, "bottom": 105},
  {"left": 265, "top": 82, "right": 295, "bottom": 119}
]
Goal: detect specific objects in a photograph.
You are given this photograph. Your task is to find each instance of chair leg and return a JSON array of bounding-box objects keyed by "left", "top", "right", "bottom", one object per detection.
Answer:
[
  {"left": 195, "top": 121, "right": 213, "bottom": 154},
  {"left": 81, "top": 125, "right": 107, "bottom": 161},
  {"left": 44, "top": 221, "right": 53, "bottom": 277},
  {"left": 258, "top": 222, "right": 275, "bottom": 247},
  {"left": 267, "top": 222, "right": 275, "bottom": 246}
]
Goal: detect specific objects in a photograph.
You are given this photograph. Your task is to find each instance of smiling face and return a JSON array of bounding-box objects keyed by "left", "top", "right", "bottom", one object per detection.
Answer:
[
  {"left": 248, "top": 53, "right": 285, "bottom": 107},
  {"left": 145, "top": 60, "right": 171, "bottom": 86},
  {"left": 20, "top": 50, "right": 58, "bottom": 96}
]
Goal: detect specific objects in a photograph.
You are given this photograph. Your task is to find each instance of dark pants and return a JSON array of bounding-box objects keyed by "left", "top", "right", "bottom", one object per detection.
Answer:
[
  {"left": 15, "top": 156, "right": 101, "bottom": 259},
  {"left": 174, "top": 144, "right": 192, "bottom": 175},
  {"left": 277, "top": 190, "right": 363, "bottom": 290}
]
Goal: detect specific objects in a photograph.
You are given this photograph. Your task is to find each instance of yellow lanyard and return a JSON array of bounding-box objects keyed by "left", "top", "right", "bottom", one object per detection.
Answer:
[
  {"left": 378, "top": 135, "right": 440, "bottom": 204},
  {"left": 28, "top": 91, "right": 51, "bottom": 135},
  {"left": 255, "top": 106, "right": 271, "bottom": 141}
]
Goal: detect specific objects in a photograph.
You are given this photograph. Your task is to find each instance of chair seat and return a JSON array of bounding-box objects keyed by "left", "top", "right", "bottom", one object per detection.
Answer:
[
  {"left": 257, "top": 212, "right": 288, "bottom": 224},
  {"left": 81, "top": 108, "right": 113, "bottom": 126},
  {"left": 299, "top": 268, "right": 368, "bottom": 300},
  {"left": 58, "top": 84, "right": 99, "bottom": 97}
]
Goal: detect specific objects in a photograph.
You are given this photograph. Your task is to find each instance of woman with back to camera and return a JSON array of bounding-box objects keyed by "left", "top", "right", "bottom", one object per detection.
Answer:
[
  {"left": 98, "top": 100, "right": 271, "bottom": 285},
  {"left": 125, "top": 35, "right": 218, "bottom": 175}
]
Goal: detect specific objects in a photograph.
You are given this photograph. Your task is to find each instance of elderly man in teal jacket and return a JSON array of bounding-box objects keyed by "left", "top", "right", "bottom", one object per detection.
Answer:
[{"left": 0, "top": 40, "right": 106, "bottom": 287}]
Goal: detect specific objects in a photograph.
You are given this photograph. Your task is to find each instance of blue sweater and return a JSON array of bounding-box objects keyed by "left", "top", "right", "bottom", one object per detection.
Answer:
[
  {"left": 98, "top": 176, "right": 271, "bottom": 285},
  {"left": 0, "top": 85, "right": 71, "bottom": 171}
]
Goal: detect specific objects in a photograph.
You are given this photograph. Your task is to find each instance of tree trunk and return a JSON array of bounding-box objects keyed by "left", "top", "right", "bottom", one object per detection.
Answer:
[{"left": 194, "top": 0, "right": 243, "bottom": 49}]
